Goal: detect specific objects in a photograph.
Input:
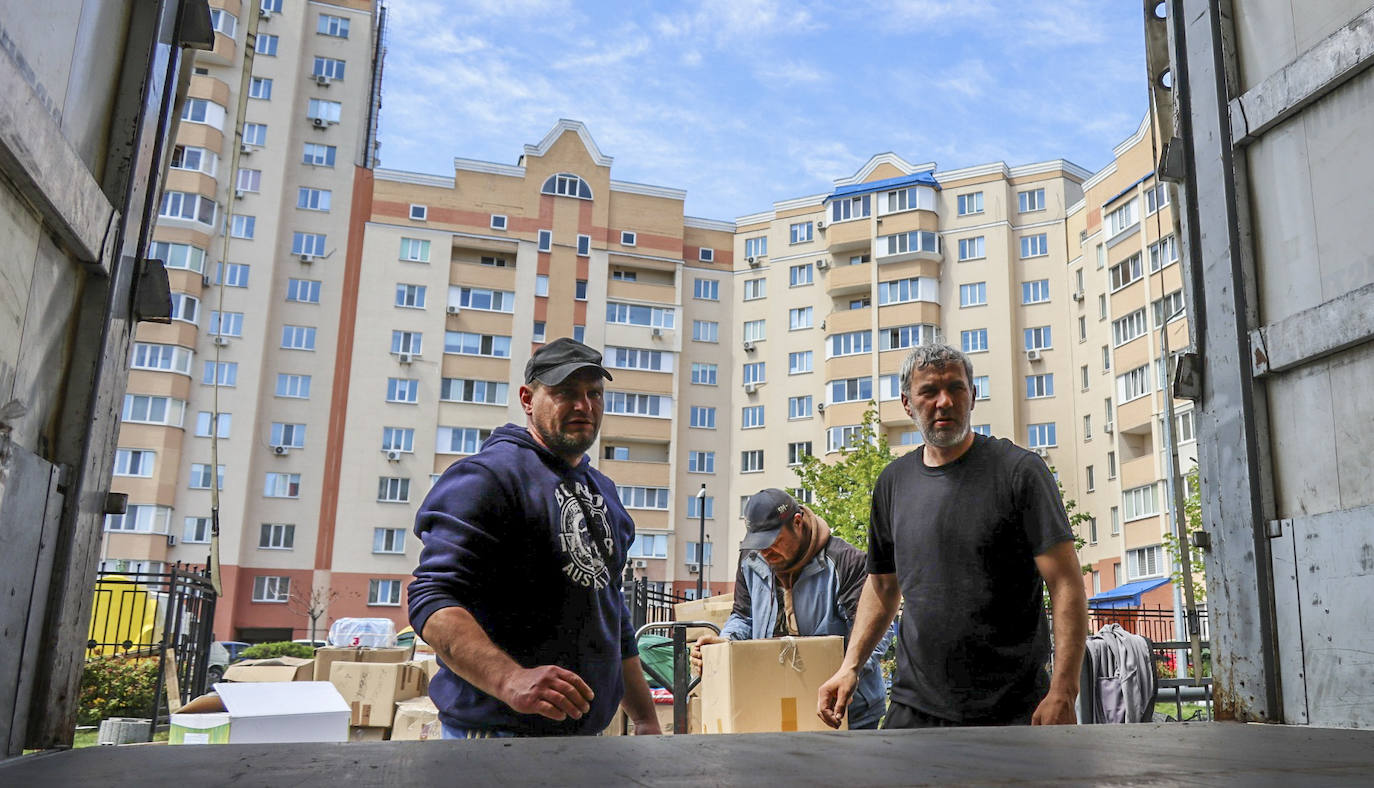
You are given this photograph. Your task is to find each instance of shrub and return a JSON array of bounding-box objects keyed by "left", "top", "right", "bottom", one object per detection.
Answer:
[
  {"left": 79, "top": 657, "right": 159, "bottom": 725},
  {"left": 238, "top": 641, "right": 316, "bottom": 660}
]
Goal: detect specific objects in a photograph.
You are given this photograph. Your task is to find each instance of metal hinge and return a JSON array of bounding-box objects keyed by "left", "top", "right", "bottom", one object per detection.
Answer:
[{"left": 1266, "top": 518, "right": 1290, "bottom": 539}]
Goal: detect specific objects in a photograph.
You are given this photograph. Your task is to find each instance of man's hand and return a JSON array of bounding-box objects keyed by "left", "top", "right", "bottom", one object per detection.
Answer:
[
  {"left": 1031, "top": 689, "right": 1076, "bottom": 725},
  {"left": 816, "top": 666, "right": 859, "bottom": 729},
  {"left": 631, "top": 714, "right": 662, "bottom": 735},
  {"left": 499, "top": 665, "right": 594, "bottom": 721},
  {"left": 690, "top": 634, "right": 726, "bottom": 672}
]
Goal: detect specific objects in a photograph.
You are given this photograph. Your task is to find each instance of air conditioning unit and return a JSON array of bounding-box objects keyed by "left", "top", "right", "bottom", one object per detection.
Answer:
[
  {"left": 1034, "top": 447, "right": 1050, "bottom": 458},
  {"left": 1072, "top": 290, "right": 1085, "bottom": 302},
  {"left": 271, "top": 444, "right": 288, "bottom": 456},
  {"left": 651, "top": 327, "right": 662, "bottom": 338},
  {"left": 686, "top": 563, "right": 700, "bottom": 574},
  {"left": 202, "top": 273, "right": 212, "bottom": 286},
  {"left": 746, "top": 256, "right": 760, "bottom": 268},
  {"left": 816, "top": 219, "right": 826, "bottom": 230},
  {"left": 1104, "top": 421, "right": 1115, "bottom": 434},
  {"left": 314, "top": 74, "right": 331, "bottom": 86},
  {"left": 212, "top": 335, "right": 230, "bottom": 347},
  {"left": 819, "top": 320, "right": 826, "bottom": 330},
  {"left": 385, "top": 449, "right": 402, "bottom": 461},
  {"left": 742, "top": 340, "right": 754, "bottom": 352},
  {"left": 311, "top": 117, "right": 327, "bottom": 128},
  {"left": 744, "top": 382, "right": 757, "bottom": 394},
  {"left": 398, "top": 351, "right": 414, "bottom": 364},
  {"left": 633, "top": 559, "right": 647, "bottom": 569},
  {"left": 815, "top": 258, "right": 830, "bottom": 270},
  {"left": 234, "top": 189, "right": 246, "bottom": 200},
  {"left": 299, "top": 254, "right": 314, "bottom": 263},
  {"left": 446, "top": 305, "right": 460, "bottom": 315},
  {"left": 816, "top": 402, "right": 826, "bottom": 413},
  {"left": 260, "top": 9, "right": 273, "bottom": 20},
  {"left": 240, "top": 143, "right": 254, "bottom": 155},
  {"left": 166, "top": 534, "right": 177, "bottom": 547},
  {"left": 1026, "top": 348, "right": 1043, "bottom": 362}
]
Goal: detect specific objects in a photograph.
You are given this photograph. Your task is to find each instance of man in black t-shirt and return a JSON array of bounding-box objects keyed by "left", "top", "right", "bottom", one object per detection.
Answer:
[{"left": 817, "top": 344, "right": 1087, "bottom": 728}]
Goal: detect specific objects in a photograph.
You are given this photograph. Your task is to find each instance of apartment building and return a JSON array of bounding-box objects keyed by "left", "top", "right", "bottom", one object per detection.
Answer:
[
  {"left": 1066, "top": 116, "right": 1196, "bottom": 612},
  {"left": 107, "top": 0, "right": 384, "bottom": 640}
]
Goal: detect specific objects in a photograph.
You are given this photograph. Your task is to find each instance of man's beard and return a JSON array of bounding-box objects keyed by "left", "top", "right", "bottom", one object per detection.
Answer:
[
  {"left": 535, "top": 422, "right": 597, "bottom": 457},
  {"left": 915, "top": 412, "right": 970, "bottom": 448}
]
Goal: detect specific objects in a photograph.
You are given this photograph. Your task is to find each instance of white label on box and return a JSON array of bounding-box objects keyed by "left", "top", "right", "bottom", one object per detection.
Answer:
[{"left": 183, "top": 732, "right": 210, "bottom": 745}]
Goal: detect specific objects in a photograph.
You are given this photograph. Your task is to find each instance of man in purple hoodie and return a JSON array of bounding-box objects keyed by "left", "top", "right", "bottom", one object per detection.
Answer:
[{"left": 408, "top": 338, "right": 661, "bottom": 738}]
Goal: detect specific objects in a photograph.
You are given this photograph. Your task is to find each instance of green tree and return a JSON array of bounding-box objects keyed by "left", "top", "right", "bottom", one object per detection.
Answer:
[
  {"left": 793, "top": 404, "right": 894, "bottom": 550},
  {"left": 1050, "top": 467, "right": 1091, "bottom": 560},
  {"left": 1162, "top": 467, "right": 1207, "bottom": 601},
  {"left": 239, "top": 641, "right": 317, "bottom": 660}
]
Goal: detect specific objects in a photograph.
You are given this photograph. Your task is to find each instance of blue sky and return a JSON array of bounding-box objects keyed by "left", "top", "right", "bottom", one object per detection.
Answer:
[{"left": 377, "top": 1, "right": 1148, "bottom": 220}]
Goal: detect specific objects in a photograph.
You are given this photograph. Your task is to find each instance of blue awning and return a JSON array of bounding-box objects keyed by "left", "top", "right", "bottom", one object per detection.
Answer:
[
  {"left": 1088, "top": 577, "right": 1171, "bottom": 609},
  {"left": 826, "top": 171, "right": 939, "bottom": 202}
]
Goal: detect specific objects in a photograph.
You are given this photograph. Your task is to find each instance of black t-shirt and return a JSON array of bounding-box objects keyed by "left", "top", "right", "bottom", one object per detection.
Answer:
[{"left": 867, "top": 433, "right": 1073, "bottom": 722}]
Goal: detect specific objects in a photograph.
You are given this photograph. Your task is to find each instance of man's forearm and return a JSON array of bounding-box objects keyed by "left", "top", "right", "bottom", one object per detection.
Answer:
[
  {"left": 1047, "top": 577, "right": 1088, "bottom": 696},
  {"left": 840, "top": 574, "right": 901, "bottom": 672},
  {"left": 620, "top": 656, "right": 657, "bottom": 723},
  {"left": 422, "top": 605, "right": 522, "bottom": 700}
]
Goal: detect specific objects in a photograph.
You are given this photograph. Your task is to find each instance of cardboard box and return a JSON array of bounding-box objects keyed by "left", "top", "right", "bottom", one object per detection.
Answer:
[
  {"left": 412, "top": 654, "right": 442, "bottom": 682},
  {"left": 390, "top": 696, "right": 441, "bottom": 741},
  {"left": 222, "top": 656, "right": 314, "bottom": 683},
  {"left": 674, "top": 593, "right": 734, "bottom": 643},
  {"left": 313, "top": 646, "right": 412, "bottom": 682},
  {"left": 699, "top": 636, "right": 846, "bottom": 733},
  {"left": 329, "top": 661, "right": 428, "bottom": 728},
  {"left": 169, "top": 681, "right": 349, "bottom": 744},
  {"left": 348, "top": 725, "right": 388, "bottom": 742}
]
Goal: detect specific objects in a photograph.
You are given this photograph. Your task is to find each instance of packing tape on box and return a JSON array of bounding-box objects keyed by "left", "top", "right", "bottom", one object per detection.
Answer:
[
  {"left": 778, "top": 637, "right": 805, "bottom": 672},
  {"left": 780, "top": 697, "right": 798, "bottom": 732}
]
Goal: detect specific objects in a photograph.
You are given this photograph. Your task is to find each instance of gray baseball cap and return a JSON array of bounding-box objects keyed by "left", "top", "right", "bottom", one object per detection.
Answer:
[
  {"left": 739, "top": 488, "right": 802, "bottom": 551},
  {"left": 524, "top": 337, "right": 613, "bottom": 386}
]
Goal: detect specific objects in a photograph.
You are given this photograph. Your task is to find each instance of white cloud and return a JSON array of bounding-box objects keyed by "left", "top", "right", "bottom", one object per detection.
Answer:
[
  {"left": 754, "top": 59, "right": 828, "bottom": 86},
  {"left": 935, "top": 59, "right": 992, "bottom": 98}
]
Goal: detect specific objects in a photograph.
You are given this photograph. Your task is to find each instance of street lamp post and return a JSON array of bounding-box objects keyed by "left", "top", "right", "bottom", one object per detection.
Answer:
[{"left": 696, "top": 483, "right": 706, "bottom": 598}]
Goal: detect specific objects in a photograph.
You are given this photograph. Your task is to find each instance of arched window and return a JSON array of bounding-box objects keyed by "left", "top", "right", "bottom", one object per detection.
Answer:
[{"left": 541, "top": 173, "right": 592, "bottom": 200}]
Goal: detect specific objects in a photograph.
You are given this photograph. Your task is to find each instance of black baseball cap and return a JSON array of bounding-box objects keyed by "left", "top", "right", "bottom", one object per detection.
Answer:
[
  {"left": 740, "top": 488, "right": 802, "bottom": 551},
  {"left": 525, "top": 337, "right": 613, "bottom": 386}
]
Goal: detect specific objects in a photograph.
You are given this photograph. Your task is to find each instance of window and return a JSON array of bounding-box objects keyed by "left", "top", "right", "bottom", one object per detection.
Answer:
[
  {"left": 606, "top": 302, "right": 674, "bottom": 329},
  {"left": 829, "top": 376, "right": 873, "bottom": 404},
  {"left": 1109, "top": 253, "right": 1143, "bottom": 291},
  {"left": 847, "top": 295, "right": 872, "bottom": 310},
  {"left": 130, "top": 343, "right": 193, "bottom": 375},
  {"left": 1111, "top": 506, "right": 1121, "bottom": 535},
  {"left": 263, "top": 472, "right": 300, "bottom": 498},
  {"left": 789, "top": 222, "right": 813, "bottom": 244},
  {"left": 1088, "top": 518, "right": 1099, "bottom": 545},
  {"left": 479, "top": 255, "right": 510, "bottom": 268},
  {"left": 541, "top": 173, "right": 592, "bottom": 199},
  {"left": 619, "top": 486, "right": 669, "bottom": 510},
  {"left": 1079, "top": 315, "right": 1088, "bottom": 342},
  {"left": 957, "top": 236, "right": 985, "bottom": 261},
  {"left": 378, "top": 477, "right": 411, "bottom": 502},
  {"left": 689, "top": 406, "right": 716, "bottom": 429},
  {"left": 698, "top": 247, "right": 714, "bottom": 262},
  {"left": 877, "top": 277, "right": 937, "bottom": 306},
  {"left": 744, "top": 236, "right": 767, "bottom": 258},
  {"left": 230, "top": 215, "right": 255, "bottom": 239},
  {"left": 113, "top": 449, "right": 155, "bottom": 477},
  {"left": 265, "top": 420, "right": 305, "bottom": 449},
  {"left": 374, "top": 528, "right": 406, "bottom": 554},
  {"left": 202, "top": 361, "right": 238, "bottom": 387},
  {"left": 1081, "top": 365, "right": 1090, "bottom": 391},
  {"left": 313, "top": 56, "right": 346, "bottom": 80},
  {"left": 440, "top": 378, "right": 508, "bottom": 405},
  {"left": 789, "top": 307, "right": 813, "bottom": 331},
  {"left": 692, "top": 278, "right": 719, "bottom": 301},
  {"left": 1123, "top": 483, "right": 1159, "bottom": 521},
  {"left": 830, "top": 194, "right": 871, "bottom": 222},
  {"left": 575, "top": 279, "right": 587, "bottom": 300},
  {"left": 693, "top": 320, "right": 718, "bottom": 343},
  {"left": 104, "top": 505, "right": 172, "bottom": 534},
  {"left": 303, "top": 142, "right": 336, "bottom": 166},
  {"left": 317, "top": 13, "right": 350, "bottom": 37},
  {"left": 292, "top": 232, "right": 326, "bottom": 257},
  {"left": 605, "top": 392, "right": 670, "bottom": 417},
  {"left": 879, "top": 324, "right": 936, "bottom": 352},
  {"left": 306, "top": 99, "right": 342, "bottom": 124},
  {"left": 391, "top": 330, "right": 423, "bottom": 355},
  {"left": 276, "top": 373, "right": 312, "bottom": 399},
  {"left": 171, "top": 145, "right": 217, "bottom": 176},
  {"left": 1102, "top": 345, "right": 1112, "bottom": 373},
  {"left": 828, "top": 330, "right": 872, "bottom": 358},
  {"left": 576, "top": 234, "right": 591, "bottom": 257},
  {"left": 690, "top": 363, "right": 717, "bottom": 385},
  {"left": 790, "top": 263, "right": 813, "bottom": 286},
  {"left": 243, "top": 122, "right": 267, "bottom": 146},
  {"left": 741, "top": 405, "right": 764, "bottom": 429},
  {"left": 1026, "top": 374, "right": 1054, "bottom": 399},
  {"left": 788, "top": 395, "right": 813, "bottom": 420},
  {"left": 252, "top": 576, "right": 290, "bottom": 603},
  {"left": 537, "top": 229, "right": 552, "bottom": 252},
  {"left": 280, "top": 325, "right": 316, "bottom": 351},
  {"left": 742, "top": 278, "right": 766, "bottom": 301},
  {"left": 1106, "top": 198, "right": 1139, "bottom": 237},
  {"left": 788, "top": 351, "right": 813, "bottom": 375},
  {"left": 959, "top": 282, "right": 986, "bottom": 307},
  {"left": 121, "top": 395, "right": 185, "bottom": 426},
  {"left": 880, "top": 185, "right": 931, "bottom": 215},
  {"left": 742, "top": 362, "right": 765, "bottom": 385},
  {"left": 194, "top": 411, "right": 231, "bottom": 438},
  {"left": 1086, "top": 465, "right": 1096, "bottom": 492},
  {"left": 740, "top": 450, "right": 764, "bottom": 473},
  {"left": 297, "top": 187, "right": 331, "bottom": 212},
  {"left": 181, "top": 98, "right": 227, "bottom": 128},
  {"left": 208, "top": 311, "right": 243, "bottom": 338},
  {"left": 487, "top": 214, "right": 508, "bottom": 231},
  {"left": 454, "top": 286, "right": 513, "bottom": 312},
  {"left": 1175, "top": 409, "right": 1196, "bottom": 443},
  {"left": 396, "top": 283, "right": 427, "bottom": 309},
  {"left": 1024, "top": 326, "right": 1052, "bottom": 351},
  {"left": 972, "top": 376, "right": 990, "bottom": 400},
  {"left": 898, "top": 430, "right": 924, "bottom": 446},
  {"left": 1152, "top": 290, "right": 1186, "bottom": 325},
  {"left": 1117, "top": 364, "right": 1151, "bottom": 403},
  {"left": 399, "top": 238, "right": 430, "bottom": 262},
  {"left": 184, "top": 517, "right": 211, "bottom": 544},
  {"left": 956, "top": 192, "right": 983, "bottom": 216},
  {"left": 685, "top": 496, "right": 714, "bottom": 519},
  {"left": 787, "top": 441, "right": 813, "bottom": 466},
  {"left": 628, "top": 533, "right": 668, "bottom": 559},
  {"left": 249, "top": 76, "right": 272, "bottom": 99},
  {"left": 961, "top": 329, "right": 988, "bottom": 353},
  {"left": 685, "top": 542, "right": 713, "bottom": 566},
  {"left": 1108, "top": 451, "right": 1118, "bottom": 479},
  {"left": 148, "top": 241, "right": 206, "bottom": 273},
  {"left": 1127, "top": 545, "right": 1164, "bottom": 579},
  {"left": 1027, "top": 422, "right": 1057, "bottom": 448},
  {"left": 877, "top": 231, "right": 939, "bottom": 259},
  {"left": 444, "top": 331, "right": 510, "bottom": 358},
  {"left": 1113, "top": 308, "right": 1148, "bottom": 346},
  {"left": 1018, "top": 188, "right": 1045, "bottom": 213},
  {"left": 435, "top": 427, "right": 491, "bottom": 454},
  {"left": 259, "top": 523, "right": 295, "bottom": 550},
  {"left": 368, "top": 579, "right": 402, "bottom": 606},
  {"left": 828, "top": 425, "right": 864, "bottom": 452},
  {"left": 235, "top": 168, "right": 262, "bottom": 193},
  {"left": 688, "top": 451, "right": 715, "bottom": 473},
  {"left": 254, "top": 32, "right": 279, "bottom": 55},
  {"left": 619, "top": 230, "right": 635, "bottom": 246},
  {"left": 1148, "top": 235, "right": 1178, "bottom": 272},
  {"left": 1022, "top": 280, "right": 1050, "bottom": 304},
  {"left": 606, "top": 347, "right": 670, "bottom": 373},
  {"left": 743, "top": 319, "right": 766, "bottom": 343},
  {"left": 1145, "top": 183, "right": 1169, "bottom": 214},
  {"left": 972, "top": 424, "right": 991, "bottom": 436},
  {"left": 534, "top": 275, "right": 549, "bottom": 297},
  {"left": 1020, "top": 233, "right": 1048, "bottom": 259},
  {"left": 159, "top": 191, "right": 216, "bottom": 225},
  {"left": 386, "top": 377, "right": 418, "bottom": 403}
]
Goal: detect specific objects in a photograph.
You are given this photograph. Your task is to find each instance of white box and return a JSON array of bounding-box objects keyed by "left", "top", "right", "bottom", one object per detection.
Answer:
[{"left": 169, "top": 681, "right": 350, "bottom": 745}]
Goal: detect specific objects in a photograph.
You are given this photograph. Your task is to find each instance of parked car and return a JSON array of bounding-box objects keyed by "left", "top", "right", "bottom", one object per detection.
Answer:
[
  {"left": 292, "top": 639, "right": 327, "bottom": 650},
  {"left": 206, "top": 640, "right": 252, "bottom": 685}
]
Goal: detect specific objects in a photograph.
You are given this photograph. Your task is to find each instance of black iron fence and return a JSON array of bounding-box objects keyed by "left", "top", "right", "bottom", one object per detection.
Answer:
[
  {"left": 623, "top": 576, "right": 689, "bottom": 631},
  {"left": 1089, "top": 605, "right": 1210, "bottom": 644},
  {"left": 87, "top": 564, "right": 217, "bottom": 739}
]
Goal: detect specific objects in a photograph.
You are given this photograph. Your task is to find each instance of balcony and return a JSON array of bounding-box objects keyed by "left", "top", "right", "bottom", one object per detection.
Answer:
[
  {"left": 824, "top": 260, "right": 872, "bottom": 297},
  {"left": 825, "top": 306, "right": 872, "bottom": 335},
  {"left": 602, "top": 414, "right": 671, "bottom": 442},
  {"left": 876, "top": 300, "right": 941, "bottom": 327},
  {"left": 607, "top": 279, "right": 675, "bottom": 304},
  {"left": 879, "top": 399, "right": 910, "bottom": 426},
  {"left": 874, "top": 230, "right": 942, "bottom": 266},
  {"left": 824, "top": 217, "right": 871, "bottom": 254},
  {"left": 599, "top": 458, "right": 670, "bottom": 488},
  {"left": 202, "top": 31, "right": 236, "bottom": 66},
  {"left": 1121, "top": 453, "right": 1159, "bottom": 490},
  {"left": 824, "top": 351, "right": 872, "bottom": 382},
  {"left": 449, "top": 259, "right": 517, "bottom": 290}
]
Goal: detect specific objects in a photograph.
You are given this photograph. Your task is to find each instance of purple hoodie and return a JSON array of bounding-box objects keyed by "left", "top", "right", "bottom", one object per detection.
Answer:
[{"left": 408, "top": 423, "right": 638, "bottom": 736}]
